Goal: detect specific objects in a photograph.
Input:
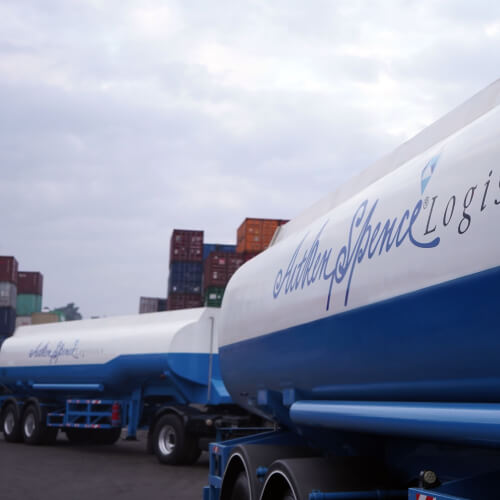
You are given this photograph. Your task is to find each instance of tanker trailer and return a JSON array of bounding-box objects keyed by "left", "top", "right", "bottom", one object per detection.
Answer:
[
  {"left": 205, "top": 80, "right": 500, "bottom": 500},
  {"left": 0, "top": 307, "right": 251, "bottom": 464}
]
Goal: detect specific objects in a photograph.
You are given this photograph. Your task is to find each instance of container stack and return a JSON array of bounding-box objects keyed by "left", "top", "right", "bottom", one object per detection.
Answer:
[
  {"left": 0, "top": 256, "right": 18, "bottom": 340},
  {"left": 16, "top": 271, "right": 43, "bottom": 323},
  {"left": 167, "top": 230, "right": 204, "bottom": 310},
  {"left": 203, "top": 251, "right": 244, "bottom": 307},
  {"left": 139, "top": 297, "right": 167, "bottom": 314}
]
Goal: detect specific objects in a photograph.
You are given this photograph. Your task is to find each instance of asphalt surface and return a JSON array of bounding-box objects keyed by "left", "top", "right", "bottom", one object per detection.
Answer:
[{"left": 0, "top": 430, "right": 209, "bottom": 500}]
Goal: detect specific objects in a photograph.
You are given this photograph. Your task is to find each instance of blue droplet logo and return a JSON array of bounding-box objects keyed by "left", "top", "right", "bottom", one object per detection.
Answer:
[{"left": 421, "top": 154, "right": 440, "bottom": 194}]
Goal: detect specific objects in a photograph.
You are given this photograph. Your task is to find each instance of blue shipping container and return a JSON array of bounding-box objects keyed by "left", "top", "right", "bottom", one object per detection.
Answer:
[
  {"left": 0, "top": 307, "right": 16, "bottom": 336},
  {"left": 203, "top": 244, "right": 236, "bottom": 261},
  {"left": 168, "top": 262, "right": 203, "bottom": 294}
]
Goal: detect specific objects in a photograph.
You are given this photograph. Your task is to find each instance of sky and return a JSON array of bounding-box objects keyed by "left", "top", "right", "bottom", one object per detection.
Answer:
[{"left": 1, "top": 0, "right": 499, "bottom": 318}]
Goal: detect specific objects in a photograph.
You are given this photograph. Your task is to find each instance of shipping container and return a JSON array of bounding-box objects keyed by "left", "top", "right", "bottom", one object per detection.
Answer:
[
  {"left": 204, "top": 287, "right": 225, "bottom": 307},
  {"left": 170, "top": 229, "right": 204, "bottom": 262},
  {"left": 31, "top": 312, "right": 60, "bottom": 325},
  {"left": 17, "top": 271, "right": 43, "bottom": 295},
  {"left": 0, "top": 307, "right": 16, "bottom": 336},
  {"left": 15, "top": 316, "right": 32, "bottom": 327},
  {"left": 236, "top": 218, "right": 288, "bottom": 253},
  {"left": 227, "top": 254, "right": 245, "bottom": 279},
  {"left": 16, "top": 294, "right": 42, "bottom": 316},
  {"left": 0, "top": 282, "right": 17, "bottom": 308},
  {"left": 168, "top": 262, "right": 203, "bottom": 294},
  {"left": 243, "top": 252, "right": 259, "bottom": 263},
  {"left": 167, "top": 293, "right": 203, "bottom": 310},
  {"left": 203, "top": 251, "right": 234, "bottom": 289},
  {"left": 139, "top": 297, "right": 167, "bottom": 314},
  {"left": 203, "top": 243, "right": 236, "bottom": 261},
  {"left": 0, "top": 256, "right": 18, "bottom": 285}
]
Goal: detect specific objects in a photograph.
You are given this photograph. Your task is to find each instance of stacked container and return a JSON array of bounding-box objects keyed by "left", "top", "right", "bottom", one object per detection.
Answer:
[
  {"left": 236, "top": 218, "right": 288, "bottom": 254},
  {"left": 203, "top": 243, "right": 236, "bottom": 260},
  {"left": 203, "top": 252, "right": 245, "bottom": 308},
  {"left": 168, "top": 230, "right": 204, "bottom": 310},
  {"left": 0, "top": 256, "right": 18, "bottom": 339},
  {"left": 139, "top": 297, "right": 167, "bottom": 314},
  {"left": 16, "top": 271, "right": 43, "bottom": 318}
]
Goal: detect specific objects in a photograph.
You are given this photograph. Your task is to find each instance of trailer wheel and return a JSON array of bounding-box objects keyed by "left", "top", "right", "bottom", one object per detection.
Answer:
[
  {"left": 153, "top": 414, "right": 189, "bottom": 465},
  {"left": 230, "top": 471, "right": 250, "bottom": 500},
  {"left": 65, "top": 428, "right": 91, "bottom": 443},
  {"left": 183, "top": 435, "right": 202, "bottom": 465},
  {"left": 2, "top": 403, "right": 22, "bottom": 443},
  {"left": 22, "top": 404, "right": 57, "bottom": 445},
  {"left": 90, "top": 428, "right": 122, "bottom": 445}
]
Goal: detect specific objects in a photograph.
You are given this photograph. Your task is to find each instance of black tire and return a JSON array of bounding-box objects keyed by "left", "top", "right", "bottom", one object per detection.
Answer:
[
  {"left": 90, "top": 428, "right": 122, "bottom": 445},
  {"left": 230, "top": 471, "right": 250, "bottom": 500},
  {"left": 44, "top": 427, "right": 59, "bottom": 445},
  {"left": 282, "top": 489, "right": 296, "bottom": 500},
  {"left": 152, "top": 414, "right": 190, "bottom": 465},
  {"left": 183, "top": 435, "right": 202, "bottom": 465},
  {"left": 65, "top": 428, "right": 92, "bottom": 443},
  {"left": 2, "top": 403, "right": 22, "bottom": 443},
  {"left": 22, "top": 405, "right": 58, "bottom": 445}
]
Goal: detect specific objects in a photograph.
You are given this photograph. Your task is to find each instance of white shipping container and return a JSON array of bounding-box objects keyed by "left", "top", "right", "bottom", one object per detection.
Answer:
[
  {"left": 0, "top": 282, "right": 17, "bottom": 308},
  {"left": 15, "top": 316, "right": 32, "bottom": 327}
]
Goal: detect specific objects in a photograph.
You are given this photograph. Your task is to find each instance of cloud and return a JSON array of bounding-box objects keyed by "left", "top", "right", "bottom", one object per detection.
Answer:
[{"left": 0, "top": 0, "right": 498, "bottom": 316}]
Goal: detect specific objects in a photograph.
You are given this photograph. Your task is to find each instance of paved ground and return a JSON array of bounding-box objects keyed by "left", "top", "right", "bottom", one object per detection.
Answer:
[{"left": 0, "top": 431, "right": 209, "bottom": 500}]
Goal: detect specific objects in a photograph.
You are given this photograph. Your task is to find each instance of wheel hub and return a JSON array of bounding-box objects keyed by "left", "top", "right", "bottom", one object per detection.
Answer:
[
  {"left": 4, "top": 411, "right": 15, "bottom": 435},
  {"left": 24, "top": 413, "right": 36, "bottom": 438},
  {"left": 158, "top": 425, "right": 176, "bottom": 456}
]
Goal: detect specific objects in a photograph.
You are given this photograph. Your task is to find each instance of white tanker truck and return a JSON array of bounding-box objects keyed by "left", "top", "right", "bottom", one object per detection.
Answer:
[
  {"left": 0, "top": 307, "right": 254, "bottom": 464},
  {"left": 203, "top": 80, "right": 500, "bottom": 500}
]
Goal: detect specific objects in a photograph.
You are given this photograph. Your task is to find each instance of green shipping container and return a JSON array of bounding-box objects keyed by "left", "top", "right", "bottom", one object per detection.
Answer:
[
  {"left": 16, "top": 294, "right": 42, "bottom": 316},
  {"left": 204, "top": 287, "right": 225, "bottom": 307}
]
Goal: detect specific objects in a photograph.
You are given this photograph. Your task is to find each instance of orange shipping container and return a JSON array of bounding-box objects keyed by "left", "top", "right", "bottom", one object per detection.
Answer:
[{"left": 237, "top": 218, "right": 283, "bottom": 253}]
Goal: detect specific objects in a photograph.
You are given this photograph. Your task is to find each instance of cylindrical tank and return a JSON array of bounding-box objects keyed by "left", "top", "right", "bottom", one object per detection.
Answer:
[
  {"left": 0, "top": 307, "right": 221, "bottom": 400},
  {"left": 219, "top": 84, "right": 500, "bottom": 421}
]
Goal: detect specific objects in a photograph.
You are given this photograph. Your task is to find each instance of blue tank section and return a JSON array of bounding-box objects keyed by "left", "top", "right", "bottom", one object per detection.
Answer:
[
  {"left": 0, "top": 352, "right": 231, "bottom": 405},
  {"left": 220, "top": 266, "right": 500, "bottom": 430}
]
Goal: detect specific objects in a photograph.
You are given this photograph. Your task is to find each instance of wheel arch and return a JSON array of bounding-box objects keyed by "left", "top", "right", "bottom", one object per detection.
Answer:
[
  {"left": 260, "top": 468, "right": 296, "bottom": 500},
  {"left": 220, "top": 452, "right": 250, "bottom": 500}
]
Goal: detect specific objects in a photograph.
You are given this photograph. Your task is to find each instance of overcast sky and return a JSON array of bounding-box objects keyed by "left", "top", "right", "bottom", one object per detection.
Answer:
[{"left": 1, "top": 0, "right": 499, "bottom": 318}]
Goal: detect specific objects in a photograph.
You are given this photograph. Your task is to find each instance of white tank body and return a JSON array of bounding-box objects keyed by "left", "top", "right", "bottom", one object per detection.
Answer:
[
  {"left": 0, "top": 308, "right": 224, "bottom": 400},
  {"left": 218, "top": 80, "right": 500, "bottom": 417}
]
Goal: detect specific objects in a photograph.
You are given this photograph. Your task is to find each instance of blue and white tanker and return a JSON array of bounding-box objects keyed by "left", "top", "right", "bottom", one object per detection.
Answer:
[
  {"left": 205, "top": 80, "right": 500, "bottom": 500},
  {"left": 0, "top": 308, "right": 252, "bottom": 464}
]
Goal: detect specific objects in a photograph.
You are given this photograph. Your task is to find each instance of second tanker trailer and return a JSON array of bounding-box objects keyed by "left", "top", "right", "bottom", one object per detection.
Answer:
[{"left": 0, "top": 307, "right": 252, "bottom": 464}]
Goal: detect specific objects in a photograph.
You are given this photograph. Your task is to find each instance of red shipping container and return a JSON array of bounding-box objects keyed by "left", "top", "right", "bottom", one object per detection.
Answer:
[
  {"left": 184, "top": 294, "right": 203, "bottom": 308},
  {"left": 167, "top": 293, "right": 202, "bottom": 310},
  {"left": 170, "top": 229, "right": 204, "bottom": 262},
  {"left": 243, "top": 252, "right": 259, "bottom": 263},
  {"left": 0, "top": 256, "right": 18, "bottom": 285},
  {"left": 17, "top": 271, "right": 43, "bottom": 295},
  {"left": 204, "top": 251, "right": 230, "bottom": 289},
  {"left": 227, "top": 254, "right": 245, "bottom": 279}
]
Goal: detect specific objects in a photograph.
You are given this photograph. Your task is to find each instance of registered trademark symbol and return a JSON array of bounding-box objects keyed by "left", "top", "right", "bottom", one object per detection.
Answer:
[{"left": 423, "top": 196, "right": 429, "bottom": 209}]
